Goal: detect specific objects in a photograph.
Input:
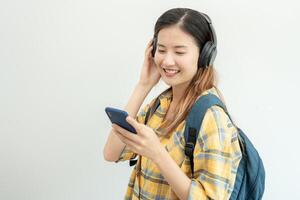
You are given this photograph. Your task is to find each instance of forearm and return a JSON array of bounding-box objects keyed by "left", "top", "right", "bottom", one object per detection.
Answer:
[
  {"left": 154, "top": 147, "right": 192, "bottom": 200},
  {"left": 124, "top": 83, "right": 153, "bottom": 117},
  {"left": 103, "top": 83, "right": 153, "bottom": 161}
]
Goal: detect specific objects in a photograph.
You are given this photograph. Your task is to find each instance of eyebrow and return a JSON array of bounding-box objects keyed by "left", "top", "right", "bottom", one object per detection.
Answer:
[{"left": 157, "top": 43, "right": 188, "bottom": 49}]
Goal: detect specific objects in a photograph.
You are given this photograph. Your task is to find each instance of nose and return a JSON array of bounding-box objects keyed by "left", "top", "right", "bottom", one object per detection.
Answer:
[{"left": 161, "top": 52, "right": 176, "bottom": 67}]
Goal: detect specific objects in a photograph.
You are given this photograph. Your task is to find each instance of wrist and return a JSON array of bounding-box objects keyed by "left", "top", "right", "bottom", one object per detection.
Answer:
[
  {"left": 153, "top": 145, "right": 168, "bottom": 164},
  {"left": 137, "top": 82, "right": 153, "bottom": 91}
]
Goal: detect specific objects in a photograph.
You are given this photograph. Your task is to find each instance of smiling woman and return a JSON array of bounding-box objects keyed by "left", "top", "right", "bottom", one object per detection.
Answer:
[
  {"left": 103, "top": 7, "right": 264, "bottom": 200},
  {"left": 154, "top": 25, "right": 200, "bottom": 91}
]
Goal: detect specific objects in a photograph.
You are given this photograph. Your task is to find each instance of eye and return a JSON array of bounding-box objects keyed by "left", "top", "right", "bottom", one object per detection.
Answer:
[{"left": 158, "top": 50, "right": 185, "bottom": 55}]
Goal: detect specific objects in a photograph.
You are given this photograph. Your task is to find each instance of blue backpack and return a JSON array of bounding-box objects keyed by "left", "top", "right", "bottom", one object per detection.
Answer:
[{"left": 130, "top": 93, "right": 265, "bottom": 199}]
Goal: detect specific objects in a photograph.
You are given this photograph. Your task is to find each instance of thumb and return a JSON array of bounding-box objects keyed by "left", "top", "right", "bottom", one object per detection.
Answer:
[{"left": 126, "top": 116, "right": 140, "bottom": 129}]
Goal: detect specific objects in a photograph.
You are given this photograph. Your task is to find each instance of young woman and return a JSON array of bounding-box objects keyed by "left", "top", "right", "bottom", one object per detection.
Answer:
[{"left": 103, "top": 8, "right": 242, "bottom": 200}]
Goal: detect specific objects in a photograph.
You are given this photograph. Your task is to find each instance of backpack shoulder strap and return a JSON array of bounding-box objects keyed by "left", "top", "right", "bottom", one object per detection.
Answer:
[
  {"left": 184, "top": 93, "right": 231, "bottom": 177},
  {"left": 144, "top": 97, "right": 160, "bottom": 125}
]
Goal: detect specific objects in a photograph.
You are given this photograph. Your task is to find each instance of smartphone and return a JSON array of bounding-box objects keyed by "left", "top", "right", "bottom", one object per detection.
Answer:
[{"left": 105, "top": 107, "right": 137, "bottom": 134}]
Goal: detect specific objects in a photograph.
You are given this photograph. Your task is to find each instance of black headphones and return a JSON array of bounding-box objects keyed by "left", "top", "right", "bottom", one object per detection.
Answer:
[{"left": 151, "top": 12, "right": 217, "bottom": 69}]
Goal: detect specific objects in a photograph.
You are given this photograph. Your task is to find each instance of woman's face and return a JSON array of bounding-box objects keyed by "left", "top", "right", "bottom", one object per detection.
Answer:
[{"left": 154, "top": 25, "right": 199, "bottom": 88}]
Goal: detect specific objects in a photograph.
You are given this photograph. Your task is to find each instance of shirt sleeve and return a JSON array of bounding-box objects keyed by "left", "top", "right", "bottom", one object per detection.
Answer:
[
  {"left": 187, "top": 106, "right": 242, "bottom": 200},
  {"left": 115, "top": 99, "right": 154, "bottom": 163}
]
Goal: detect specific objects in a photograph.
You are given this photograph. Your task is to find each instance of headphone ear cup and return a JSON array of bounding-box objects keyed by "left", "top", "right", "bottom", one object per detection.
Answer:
[
  {"left": 198, "top": 41, "right": 216, "bottom": 68},
  {"left": 207, "top": 44, "right": 217, "bottom": 66},
  {"left": 199, "top": 42, "right": 211, "bottom": 68}
]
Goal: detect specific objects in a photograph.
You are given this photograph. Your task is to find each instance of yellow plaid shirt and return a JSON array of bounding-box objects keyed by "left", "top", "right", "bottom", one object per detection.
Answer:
[{"left": 116, "top": 87, "right": 242, "bottom": 200}]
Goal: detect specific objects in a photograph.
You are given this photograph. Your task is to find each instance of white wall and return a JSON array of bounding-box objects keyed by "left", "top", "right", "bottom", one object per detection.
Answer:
[{"left": 1, "top": 0, "right": 299, "bottom": 199}]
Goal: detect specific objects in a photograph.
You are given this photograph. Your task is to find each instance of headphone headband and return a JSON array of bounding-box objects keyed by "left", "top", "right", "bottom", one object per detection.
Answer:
[{"left": 199, "top": 12, "right": 217, "bottom": 46}]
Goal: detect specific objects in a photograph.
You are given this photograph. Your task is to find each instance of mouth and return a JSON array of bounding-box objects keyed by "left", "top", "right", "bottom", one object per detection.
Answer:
[{"left": 162, "top": 68, "right": 180, "bottom": 77}]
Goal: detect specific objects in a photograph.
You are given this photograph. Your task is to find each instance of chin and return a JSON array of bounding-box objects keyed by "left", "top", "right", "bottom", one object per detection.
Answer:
[
  {"left": 164, "top": 79, "right": 191, "bottom": 89},
  {"left": 161, "top": 78, "right": 179, "bottom": 87}
]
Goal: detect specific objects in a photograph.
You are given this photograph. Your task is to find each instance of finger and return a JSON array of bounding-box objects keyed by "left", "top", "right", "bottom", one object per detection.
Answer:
[
  {"left": 112, "top": 124, "right": 140, "bottom": 142},
  {"left": 147, "top": 45, "right": 153, "bottom": 54},
  {"left": 145, "top": 41, "right": 153, "bottom": 55},
  {"left": 114, "top": 130, "right": 130, "bottom": 144},
  {"left": 113, "top": 129, "right": 126, "bottom": 142},
  {"left": 112, "top": 123, "right": 133, "bottom": 135},
  {"left": 126, "top": 116, "right": 141, "bottom": 131},
  {"left": 148, "top": 38, "right": 153, "bottom": 46},
  {"left": 112, "top": 124, "right": 131, "bottom": 135},
  {"left": 114, "top": 131, "right": 138, "bottom": 152}
]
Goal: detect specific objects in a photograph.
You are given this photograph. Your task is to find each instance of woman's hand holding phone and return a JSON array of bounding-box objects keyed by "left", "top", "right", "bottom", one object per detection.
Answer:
[
  {"left": 112, "top": 115, "right": 164, "bottom": 163},
  {"left": 138, "top": 38, "right": 161, "bottom": 88}
]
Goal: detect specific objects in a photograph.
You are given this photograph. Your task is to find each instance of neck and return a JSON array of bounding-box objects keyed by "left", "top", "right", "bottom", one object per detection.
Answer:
[{"left": 171, "top": 82, "right": 190, "bottom": 105}]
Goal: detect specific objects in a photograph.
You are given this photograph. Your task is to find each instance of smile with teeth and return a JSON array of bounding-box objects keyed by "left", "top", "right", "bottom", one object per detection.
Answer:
[{"left": 163, "top": 68, "right": 180, "bottom": 75}]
